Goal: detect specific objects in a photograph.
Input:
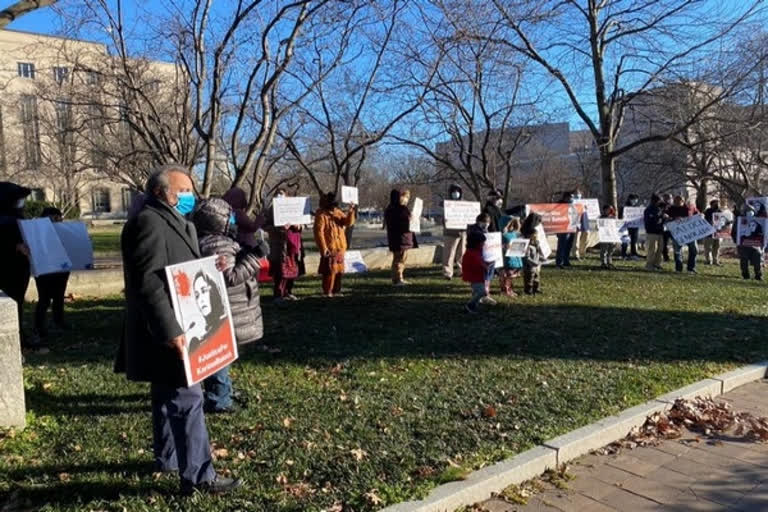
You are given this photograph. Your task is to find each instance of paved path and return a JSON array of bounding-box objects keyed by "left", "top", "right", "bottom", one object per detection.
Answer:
[{"left": 479, "top": 380, "right": 768, "bottom": 512}]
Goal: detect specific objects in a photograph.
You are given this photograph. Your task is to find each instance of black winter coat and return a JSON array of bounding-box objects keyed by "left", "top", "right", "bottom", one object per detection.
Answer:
[
  {"left": 116, "top": 197, "right": 199, "bottom": 388},
  {"left": 193, "top": 198, "right": 264, "bottom": 345},
  {"left": 384, "top": 203, "right": 416, "bottom": 252}
]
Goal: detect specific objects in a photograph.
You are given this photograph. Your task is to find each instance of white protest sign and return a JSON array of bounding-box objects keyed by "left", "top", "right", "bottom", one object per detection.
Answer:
[
  {"left": 410, "top": 197, "right": 423, "bottom": 234},
  {"left": 505, "top": 238, "right": 529, "bottom": 258},
  {"left": 622, "top": 206, "right": 646, "bottom": 230},
  {"left": 343, "top": 250, "right": 368, "bottom": 273},
  {"left": 736, "top": 216, "right": 768, "bottom": 249},
  {"left": 597, "top": 218, "right": 622, "bottom": 243},
  {"left": 54, "top": 221, "right": 94, "bottom": 271},
  {"left": 575, "top": 198, "right": 600, "bottom": 220},
  {"left": 536, "top": 224, "right": 552, "bottom": 260},
  {"left": 341, "top": 186, "right": 359, "bottom": 205},
  {"left": 667, "top": 215, "right": 715, "bottom": 245},
  {"left": 18, "top": 218, "right": 73, "bottom": 277},
  {"left": 273, "top": 197, "right": 311, "bottom": 226},
  {"left": 712, "top": 212, "right": 733, "bottom": 239},
  {"left": 482, "top": 231, "right": 504, "bottom": 268},
  {"left": 444, "top": 200, "right": 481, "bottom": 230}
]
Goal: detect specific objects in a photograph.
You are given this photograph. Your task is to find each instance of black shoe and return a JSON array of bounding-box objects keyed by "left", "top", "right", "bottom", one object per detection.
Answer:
[
  {"left": 181, "top": 476, "right": 243, "bottom": 496},
  {"left": 757, "top": 276, "right": 764, "bottom": 282},
  {"left": 203, "top": 403, "right": 240, "bottom": 414},
  {"left": 464, "top": 303, "right": 479, "bottom": 314}
]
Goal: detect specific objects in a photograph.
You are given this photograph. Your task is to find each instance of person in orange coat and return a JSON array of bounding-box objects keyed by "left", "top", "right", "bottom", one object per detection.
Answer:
[{"left": 313, "top": 192, "right": 357, "bottom": 297}]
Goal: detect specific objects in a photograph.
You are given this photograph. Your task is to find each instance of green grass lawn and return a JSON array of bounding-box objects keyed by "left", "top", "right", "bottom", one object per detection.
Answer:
[
  {"left": 1, "top": 258, "right": 767, "bottom": 511},
  {"left": 88, "top": 227, "right": 122, "bottom": 255}
]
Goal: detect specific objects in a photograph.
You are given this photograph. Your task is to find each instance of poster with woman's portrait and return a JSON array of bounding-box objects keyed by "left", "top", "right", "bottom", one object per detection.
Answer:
[
  {"left": 165, "top": 256, "right": 238, "bottom": 386},
  {"left": 736, "top": 216, "right": 768, "bottom": 249}
]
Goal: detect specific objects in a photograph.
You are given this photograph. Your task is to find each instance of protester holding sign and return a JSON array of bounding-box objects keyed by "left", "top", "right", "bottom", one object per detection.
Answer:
[
  {"left": 599, "top": 205, "right": 618, "bottom": 270},
  {"left": 0, "top": 182, "right": 33, "bottom": 347},
  {"left": 33, "top": 207, "right": 71, "bottom": 340},
  {"left": 555, "top": 191, "right": 576, "bottom": 268},
  {"left": 666, "top": 196, "right": 699, "bottom": 274},
  {"left": 620, "top": 194, "right": 642, "bottom": 260},
  {"left": 482, "top": 189, "right": 504, "bottom": 232},
  {"left": 384, "top": 189, "right": 417, "bottom": 286},
  {"left": 265, "top": 189, "right": 305, "bottom": 303},
  {"left": 314, "top": 192, "right": 357, "bottom": 297},
  {"left": 441, "top": 184, "right": 468, "bottom": 279},
  {"left": 703, "top": 199, "right": 727, "bottom": 266},
  {"left": 521, "top": 212, "right": 545, "bottom": 295},
  {"left": 500, "top": 216, "right": 523, "bottom": 297},
  {"left": 462, "top": 230, "right": 490, "bottom": 314},
  {"left": 116, "top": 165, "right": 240, "bottom": 495},
  {"left": 732, "top": 205, "right": 765, "bottom": 281},
  {"left": 570, "top": 189, "right": 592, "bottom": 261},
  {"left": 644, "top": 194, "right": 667, "bottom": 271},
  {"left": 193, "top": 197, "right": 270, "bottom": 413}
]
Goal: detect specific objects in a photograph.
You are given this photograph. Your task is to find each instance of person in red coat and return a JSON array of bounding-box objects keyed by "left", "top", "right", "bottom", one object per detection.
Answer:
[{"left": 462, "top": 231, "right": 491, "bottom": 313}]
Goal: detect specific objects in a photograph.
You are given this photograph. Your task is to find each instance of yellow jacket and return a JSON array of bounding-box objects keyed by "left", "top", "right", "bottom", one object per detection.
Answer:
[{"left": 313, "top": 207, "right": 356, "bottom": 255}]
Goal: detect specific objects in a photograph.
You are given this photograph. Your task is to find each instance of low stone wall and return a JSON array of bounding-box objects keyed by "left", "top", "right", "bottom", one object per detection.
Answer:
[
  {"left": 24, "top": 245, "right": 443, "bottom": 301},
  {"left": 0, "top": 293, "right": 26, "bottom": 428}
]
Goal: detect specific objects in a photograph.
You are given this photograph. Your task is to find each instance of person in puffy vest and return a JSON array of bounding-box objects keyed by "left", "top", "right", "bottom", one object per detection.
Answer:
[{"left": 192, "top": 197, "right": 269, "bottom": 413}]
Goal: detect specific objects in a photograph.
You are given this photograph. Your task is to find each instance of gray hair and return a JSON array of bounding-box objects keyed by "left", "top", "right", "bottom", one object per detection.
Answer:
[{"left": 145, "top": 164, "right": 191, "bottom": 197}]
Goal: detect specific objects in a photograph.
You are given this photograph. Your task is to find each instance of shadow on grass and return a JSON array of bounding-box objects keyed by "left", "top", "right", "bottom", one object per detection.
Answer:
[{"left": 24, "top": 389, "right": 150, "bottom": 416}]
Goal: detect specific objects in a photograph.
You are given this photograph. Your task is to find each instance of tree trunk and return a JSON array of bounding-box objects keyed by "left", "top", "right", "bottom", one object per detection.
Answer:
[
  {"left": 201, "top": 139, "right": 216, "bottom": 198},
  {"left": 600, "top": 148, "right": 618, "bottom": 208},
  {"left": 696, "top": 179, "right": 709, "bottom": 212}
]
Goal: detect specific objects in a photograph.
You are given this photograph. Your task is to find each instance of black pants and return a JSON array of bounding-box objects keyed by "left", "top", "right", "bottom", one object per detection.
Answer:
[
  {"left": 523, "top": 266, "right": 541, "bottom": 292},
  {"left": 34, "top": 272, "right": 70, "bottom": 334},
  {"left": 662, "top": 231, "right": 672, "bottom": 261},
  {"left": 738, "top": 246, "right": 763, "bottom": 279},
  {"left": 621, "top": 228, "right": 639, "bottom": 257},
  {"left": 151, "top": 382, "right": 216, "bottom": 486}
]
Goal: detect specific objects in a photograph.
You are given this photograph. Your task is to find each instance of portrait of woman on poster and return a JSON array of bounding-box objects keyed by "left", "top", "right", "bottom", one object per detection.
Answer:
[{"left": 188, "top": 271, "right": 227, "bottom": 354}]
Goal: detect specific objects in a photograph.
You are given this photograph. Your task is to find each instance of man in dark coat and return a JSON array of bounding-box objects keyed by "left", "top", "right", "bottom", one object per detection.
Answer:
[
  {"left": 0, "top": 182, "right": 33, "bottom": 346},
  {"left": 115, "top": 165, "right": 241, "bottom": 496},
  {"left": 482, "top": 188, "right": 504, "bottom": 232}
]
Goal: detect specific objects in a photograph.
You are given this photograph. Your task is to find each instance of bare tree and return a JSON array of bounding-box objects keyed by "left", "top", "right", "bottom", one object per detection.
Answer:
[{"left": 441, "top": 0, "right": 766, "bottom": 208}]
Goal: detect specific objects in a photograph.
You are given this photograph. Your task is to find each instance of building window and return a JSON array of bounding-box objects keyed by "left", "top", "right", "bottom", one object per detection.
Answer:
[
  {"left": 121, "top": 188, "right": 133, "bottom": 212},
  {"left": 92, "top": 188, "right": 111, "bottom": 213},
  {"left": 17, "top": 62, "right": 35, "bottom": 79},
  {"left": 20, "top": 96, "right": 41, "bottom": 169},
  {"left": 53, "top": 66, "right": 69, "bottom": 84},
  {"left": 54, "top": 100, "right": 72, "bottom": 134},
  {"left": 87, "top": 104, "right": 106, "bottom": 168},
  {"left": 84, "top": 70, "right": 99, "bottom": 86}
]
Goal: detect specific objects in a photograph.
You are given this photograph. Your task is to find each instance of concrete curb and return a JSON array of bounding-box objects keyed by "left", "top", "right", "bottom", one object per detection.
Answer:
[{"left": 381, "top": 362, "right": 768, "bottom": 512}]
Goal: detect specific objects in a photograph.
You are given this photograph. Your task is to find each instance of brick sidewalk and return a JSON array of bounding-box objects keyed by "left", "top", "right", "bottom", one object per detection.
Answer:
[{"left": 479, "top": 380, "right": 768, "bottom": 512}]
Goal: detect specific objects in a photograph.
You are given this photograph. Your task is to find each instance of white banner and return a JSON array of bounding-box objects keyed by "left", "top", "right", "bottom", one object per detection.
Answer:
[
  {"left": 505, "top": 238, "right": 529, "bottom": 258},
  {"left": 54, "top": 222, "right": 94, "bottom": 271},
  {"left": 344, "top": 250, "right": 368, "bottom": 273},
  {"left": 667, "top": 215, "right": 715, "bottom": 245},
  {"left": 18, "top": 218, "right": 73, "bottom": 277},
  {"left": 273, "top": 197, "right": 311, "bottom": 226},
  {"left": 483, "top": 231, "right": 504, "bottom": 268},
  {"left": 597, "top": 218, "right": 622, "bottom": 243},
  {"left": 410, "top": 197, "right": 423, "bottom": 234},
  {"left": 444, "top": 200, "right": 481, "bottom": 230},
  {"left": 622, "top": 206, "right": 646, "bottom": 230},
  {"left": 575, "top": 198, "right": 600, "bottom": 220},
  {"left": 341, "top": 186, "right": 359, "bottom": 205}
]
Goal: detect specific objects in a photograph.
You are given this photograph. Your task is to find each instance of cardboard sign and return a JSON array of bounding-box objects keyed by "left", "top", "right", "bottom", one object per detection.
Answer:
[
  {"left": 505, "top": 238, "right": 529, "bottom": 258},
  {"left": 18, "top": 218, "right": 73, "bottom": 277},
  {"left": 536, "top": 224, "right": 553, "bottom": 260},
  {"left": 575, "top": 199, "right": 600, "bottom": 220},
  {"left": 166, "top": 256, "right": 238, "bottom": 386},
  {"left": 667, "top": 215, "right": 715, "bottom": 245},
  {"left": 712, "top": 212, "right": 733, "bottom": 239},
  {"left": 444, "top": 200, "right": 481, "bottom": 230},
  {"left": 483, "top": 231, "right": 504, "bottom": 268},
  {"left": 736, "top": 216, "right": 768, "bottom": 249},
  {"left": 53, "top": 222, "right": 94, "bottom": 271},
  {"left": 622, "top": 206, "right": 646, "bottom": 230},
  {"left": 343, "top": 250, "right": 368, "bottom": 273},
  {"left": 410, "top": 197, "right": 423, "bottom": 234},
  {"left": 273, "top": 197, "right": 311, "bottom": 226},
  {"left": 341, "top": 186, "right": 359, "bottom": 205},
  {"left": 527, "top": 203, "right": 584, "bottom": 234},
  {"left": 597, "top": 218, "right": 622, "bottom": 243}
]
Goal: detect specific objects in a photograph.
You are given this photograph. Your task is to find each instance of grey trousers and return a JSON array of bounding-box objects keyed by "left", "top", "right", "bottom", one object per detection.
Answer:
[{"left": 151, "top": 382, "right": 216, "bottom": 486}]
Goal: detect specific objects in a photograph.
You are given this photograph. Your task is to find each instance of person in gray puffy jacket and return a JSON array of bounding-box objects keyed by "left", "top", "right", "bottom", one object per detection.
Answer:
[{"left": 192, "top": 197, "right": 268, "bottom": 413}]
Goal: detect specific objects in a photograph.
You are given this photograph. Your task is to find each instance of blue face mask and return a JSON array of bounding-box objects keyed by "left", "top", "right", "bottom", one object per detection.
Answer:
[
  {"left": 229, "top": 213, "right": 236, "bottom": 226},
  {"left": 174, "top": 192, "right": 196, "bottom": 216}
]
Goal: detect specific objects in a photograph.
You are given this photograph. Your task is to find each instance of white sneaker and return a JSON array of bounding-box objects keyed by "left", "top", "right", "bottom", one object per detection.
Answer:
[{"left": 479, "top": 296, "right": 497, "bottom": 305}]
